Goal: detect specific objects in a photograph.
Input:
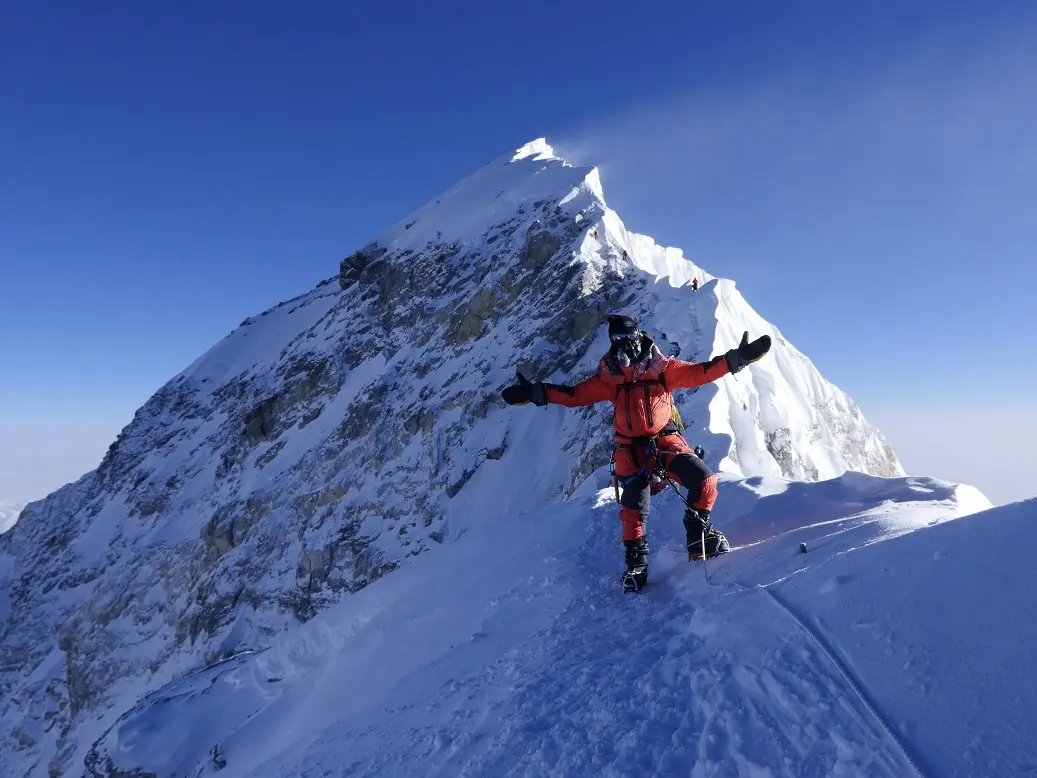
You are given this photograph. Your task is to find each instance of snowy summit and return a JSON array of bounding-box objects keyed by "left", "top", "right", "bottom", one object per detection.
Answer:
[{"left": 2, "top": 139, "right": 1027, "bottom": 778}]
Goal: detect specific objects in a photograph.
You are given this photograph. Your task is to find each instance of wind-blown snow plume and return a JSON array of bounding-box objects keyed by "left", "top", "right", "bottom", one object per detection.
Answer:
[
  {"left": 1, "top": 139, "right": 903, "bottom": 776},
  {"left": 0, "top": 499, "right": 26, "bottom": 535}
]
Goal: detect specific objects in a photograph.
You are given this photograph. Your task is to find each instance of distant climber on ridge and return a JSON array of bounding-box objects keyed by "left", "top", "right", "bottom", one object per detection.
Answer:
[
  {"left": 691, "top": 278, "right": 699, "bottom": 291},
  {"left": 502, "top": 314, "right": 772, "bottom": 590}
]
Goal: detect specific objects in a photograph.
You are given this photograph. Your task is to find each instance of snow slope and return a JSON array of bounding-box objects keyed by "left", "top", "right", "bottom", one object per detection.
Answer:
[
  {"left": 0, "top": 499, "right": 25, "bottom": 534},
  {"left": 2, "top": 138, "right": 907, "bottom": 775},
  {"left": 85, "top": 471, "right": 1023, "bottom": 778}
]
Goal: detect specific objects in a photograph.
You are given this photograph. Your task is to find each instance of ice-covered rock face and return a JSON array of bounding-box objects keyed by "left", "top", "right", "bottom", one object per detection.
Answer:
[{"left": 0, "top": 138, "right": 901, "bottom": 776}]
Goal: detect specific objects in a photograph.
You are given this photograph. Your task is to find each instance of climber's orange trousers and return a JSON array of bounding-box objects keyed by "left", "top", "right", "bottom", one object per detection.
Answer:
[{"left": 614, "top": 434, "right": 717, "bottom": 540}]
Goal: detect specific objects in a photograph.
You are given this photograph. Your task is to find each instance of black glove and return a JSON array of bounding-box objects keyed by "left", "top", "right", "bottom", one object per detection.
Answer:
[
  {"left": 501, "top": 371, "right": 547, "bottom": 406},
  {"left": 725, "top": 331, "right": 772, "bottom": 374}
]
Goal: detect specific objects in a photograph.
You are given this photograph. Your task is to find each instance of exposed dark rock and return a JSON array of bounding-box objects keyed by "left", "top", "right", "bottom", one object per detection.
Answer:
[
  {"left": 336, "top": 380, "right": 389, "bottom": 441},
  {"left": 403, "top": 408, "right": 437, "bottom": 435},
  {"left": 255, "top": 439, "right": 286, "bottom": 469},
  {"left": 520, "top": 227, "right": 562, "bottom": 270},
  {"left": 299, "top": 405, "right": 324, "bottom": 428},
  {"left": 244, "top": 397, "right": 280, "bottom": 445},
  {"left": 339, "top": 243, "right": 388, "bottom": 290},
  {"left": 446, "top": 463, "right": 478, "bottom": 498}
]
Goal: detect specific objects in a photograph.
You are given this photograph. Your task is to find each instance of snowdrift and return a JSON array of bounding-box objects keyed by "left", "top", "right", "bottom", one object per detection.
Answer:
[{"left": 86, "top": 472, "right": 1037, "bottom": 778}]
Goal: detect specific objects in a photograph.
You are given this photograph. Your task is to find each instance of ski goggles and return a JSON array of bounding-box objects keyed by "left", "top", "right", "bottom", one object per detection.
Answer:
[{"left": 610, "top": 331, "right": 640, "bottom": 343}]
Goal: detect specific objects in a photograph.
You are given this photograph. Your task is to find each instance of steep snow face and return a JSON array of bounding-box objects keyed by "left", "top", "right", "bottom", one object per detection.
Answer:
[
  {"left": 82, "top": 475, "right": 1011, "bottom": 778},
  {"left": 704, "top": 279, "right": 901, "bottom": 479},
  {"left": 0, "top": 499, "right": 25, "bottom": 534},
  {"left": 1, "top": 138, "right": 904, "bottom": 776}
]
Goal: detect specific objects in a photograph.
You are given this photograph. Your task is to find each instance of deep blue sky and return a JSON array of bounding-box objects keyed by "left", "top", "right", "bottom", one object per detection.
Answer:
[{"left": 2, "top": 1, "right": 1036, "bottom": 502}]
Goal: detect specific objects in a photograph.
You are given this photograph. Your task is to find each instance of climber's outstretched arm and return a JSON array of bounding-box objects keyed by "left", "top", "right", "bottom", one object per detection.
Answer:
[
  {"left": 665, "top": 332, "right": 772, "bottom": 390},
  {"left": 542, "top": 372, "right": 614, "bottom": 407},
  {"left": 502, "top": 370, "right": 613, "bottom": 408},
  {"left": 664, "top": 355, "right": 731, "bottom": 390}
]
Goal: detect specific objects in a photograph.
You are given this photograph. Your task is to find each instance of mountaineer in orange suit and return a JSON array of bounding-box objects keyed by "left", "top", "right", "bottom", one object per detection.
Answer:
[{"left": 502, "top": 314, "right": 771, "bottom": 588}]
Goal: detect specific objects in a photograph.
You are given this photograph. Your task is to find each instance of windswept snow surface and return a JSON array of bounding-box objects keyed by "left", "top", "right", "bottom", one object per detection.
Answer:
[
  {"left": 0, "top": 499, "right": 26, "bottom": 534},
  {"left": 86, "top": 473, "right": 1031, "bottom": 778}
]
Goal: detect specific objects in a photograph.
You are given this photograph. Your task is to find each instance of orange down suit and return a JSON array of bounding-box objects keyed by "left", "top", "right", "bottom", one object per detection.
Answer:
[{"left": 542, "top": 341, "right": 730, "bottom": 540}]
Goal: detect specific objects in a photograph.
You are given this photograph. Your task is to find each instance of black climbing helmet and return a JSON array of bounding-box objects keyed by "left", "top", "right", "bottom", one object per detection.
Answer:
[
  {"left": 607, "top": 314, "right": 644, "bottom": 363},
  {"left": 608, "top": 314, "right": 638, "bottom": 340}
]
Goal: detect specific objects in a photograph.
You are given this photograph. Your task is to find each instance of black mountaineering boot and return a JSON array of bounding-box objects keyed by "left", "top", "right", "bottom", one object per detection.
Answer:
[
  {"left": 622, "top": 537, "right": 649, "bottom": 592},
  {"left": 684, "top": 508, "right": 709, "bottom": 559},
  {"left": 684, "top": 509, "right": 730, "bottom": 560}
]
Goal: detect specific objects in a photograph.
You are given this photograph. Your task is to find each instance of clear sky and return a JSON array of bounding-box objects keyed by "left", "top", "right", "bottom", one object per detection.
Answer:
[{"left": 2, "top": 1, "right": 1035, "bottom": 504}]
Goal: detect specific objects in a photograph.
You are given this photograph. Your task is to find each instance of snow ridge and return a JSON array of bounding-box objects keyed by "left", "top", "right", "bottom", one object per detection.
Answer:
[
  {"left": 83, "top": 474, "right": 1016, "bottom": 778},
  {"left": 2, "top": 138, "right": 904, "bottom": 776}
]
